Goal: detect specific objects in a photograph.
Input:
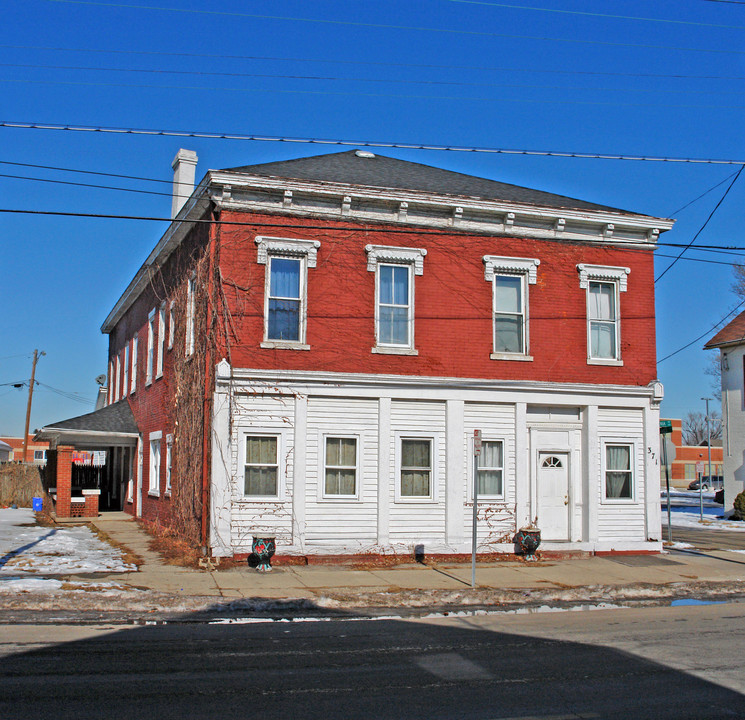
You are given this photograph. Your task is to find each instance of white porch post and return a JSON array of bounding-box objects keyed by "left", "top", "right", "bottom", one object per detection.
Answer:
[
  {"left": 377, "top": 396, "right": 391, "bottom": 546},
  {"left": 210, "top": 379, "right": 232, "bottom": 557},
  {"left": 584, "top": 404, "right": 599, "bottom": 544},
  {"left": 514, "top": 402, "right": 529, "bottom": 528},
  {"left": 293, "top": 394, "right": 308, "bottom": 553},
  {"left": 445, "top": 399, "right": 465, "bottom": 549}
]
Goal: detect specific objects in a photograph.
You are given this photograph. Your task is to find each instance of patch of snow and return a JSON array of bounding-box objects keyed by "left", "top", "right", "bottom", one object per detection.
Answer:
[
  {"left": 670, "top": 508, "right": 745, "bottom": 531},
  {"left": 665, "top": 541, "right": 695, "bottom": 550},
  {"left": 0, "top": 508, "right": 136, "bottom": 575}
]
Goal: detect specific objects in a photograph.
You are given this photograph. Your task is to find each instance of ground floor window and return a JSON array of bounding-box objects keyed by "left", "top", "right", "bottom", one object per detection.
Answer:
[
  {"left": 324, "top": 436, "right": 357, "bottom": 497},
  {"left": 149, "top": 435, "right": 161, "bottom": 496},
  {"left": 244, "top": 436, "right": 279, "bottom": 497},
  {"left": 477, "top": 440, "right": 504, "bottom": 497},
  {"left": 401, "top": 438, "right": 432, "bottom": 498},
  {"left": 605, "top": 443, "right": 633, "bottom": 499}
]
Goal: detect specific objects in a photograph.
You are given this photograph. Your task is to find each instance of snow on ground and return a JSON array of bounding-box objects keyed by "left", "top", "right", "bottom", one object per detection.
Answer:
[
  {"left": 669, "top": 507, "right": 745, "bottom": 532},
  {"left": 0, "top": 508, "right": 136, "bottom": 576}
]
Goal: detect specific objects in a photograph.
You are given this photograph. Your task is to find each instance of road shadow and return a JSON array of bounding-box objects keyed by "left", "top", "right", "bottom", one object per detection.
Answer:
[
  {"left": 0, "top": 528, "right": 57, "bottom": 570},
  {"left": 1, "top": 602, "right": 743, "bottom": 719}
]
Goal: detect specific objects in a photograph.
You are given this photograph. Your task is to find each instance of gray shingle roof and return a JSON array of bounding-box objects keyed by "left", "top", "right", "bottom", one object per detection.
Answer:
[
  {"left": 224, "top": 150, "right": 624, "bottom": 213},
  {"left": 43, "top": 399, "right": 139, "bottom": 434}
]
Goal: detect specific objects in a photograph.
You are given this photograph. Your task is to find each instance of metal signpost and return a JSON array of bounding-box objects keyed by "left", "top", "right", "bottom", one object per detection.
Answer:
[
  {"left": 472, "top": 429, "right": 482, "bottom": 589},
  {"left": 660, "top": 420, "right": 673, "bottom": 543}
]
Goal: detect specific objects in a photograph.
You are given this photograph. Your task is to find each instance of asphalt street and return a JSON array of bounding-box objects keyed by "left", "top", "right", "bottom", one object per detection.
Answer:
[{"left": 1, "top": 602, "right": 744, "bottom": 719}]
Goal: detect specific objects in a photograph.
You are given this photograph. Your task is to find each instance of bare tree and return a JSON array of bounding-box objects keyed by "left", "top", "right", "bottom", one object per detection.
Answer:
[
  {"left": 682, "top": 410, "right": 722, "bottom": 446},
  {"left": 733, "top": 264, "right": 745, "bottom": 300},
  {"left": 704, "top": 353, "right": 722, "bottom": 403}
]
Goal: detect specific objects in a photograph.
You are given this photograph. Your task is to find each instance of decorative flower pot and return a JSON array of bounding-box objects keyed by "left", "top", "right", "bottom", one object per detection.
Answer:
[
  {"left": 514, "top": 527, "right": 541, "bottom": 561},
  {"left": 250, "top": 537, "right": 276, "bottom": 572}
]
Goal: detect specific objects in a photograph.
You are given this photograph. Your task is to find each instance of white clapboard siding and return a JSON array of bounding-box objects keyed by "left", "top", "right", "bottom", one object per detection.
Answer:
[
  {"left": 304, "top": 396, "right": 379, "bottom": 544},
  {"left": 231, "top": 393, "right": 296, "bottom": 550},
  {"left": 463, "top": 402, "right": 517, "bottom": 546},
  {"left": 596, "top": 407, "right": 645, "bottom": 540},
  {"left": 388, "top": 400, "right": 447, "bottom": 542}
]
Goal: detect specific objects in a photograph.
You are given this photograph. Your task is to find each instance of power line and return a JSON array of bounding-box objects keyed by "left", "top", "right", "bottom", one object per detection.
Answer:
[
  {"left": 658, "top": 298, "right": 745, "bottom": 363},
  {"left": 0, "top": 158, "right": 171, "bottom": 185},
  {"left": 3, "top": 122, "right": 745, "bottom": 165},
  {"left": 6, "top": 62, "right": 745, "bottom": 98},
  {"left": 39, "top": 0, "right": 745, "bottom": 56},
  {"left": 668, "top": 168, "right": 743, "bottom": 216},
  {"left": 442, "top": 0, "right": 745, "bottom": 30},
  {"left": 655, "top": 165, "right": 745, "bottom": 283},
  {"left": 5, "top": 44, "right": 745, "bottom": 83},
  {"left": 11, "top": 76, "right": 745, "bottom": 108}
]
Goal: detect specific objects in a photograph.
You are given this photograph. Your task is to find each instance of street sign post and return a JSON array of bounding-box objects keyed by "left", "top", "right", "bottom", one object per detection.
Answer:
[{"left": 472, "top": 430, "right": 482, "bottom": 589}]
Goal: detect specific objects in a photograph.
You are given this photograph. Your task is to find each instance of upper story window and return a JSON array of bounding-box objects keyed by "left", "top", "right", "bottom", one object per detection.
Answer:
[
  {"left": 131, "top": 334, "right": 138, "bottom": 394},
  {"left": 256, "top": 236, "right": 320, "bottom": 349},
  {"left": 156, "top": 302, "right": 165, "bottom": 378},
  {"left": 186, "top": 275, "right": 196, "bottom": 357},
  {"left": 168, "top": 301, "right": 175, "bottom": 350},
  {"left": 114, "top": 354, "right": 121, "bottom": 402},
  {"left": 366, "top": 245, "right": 426, "bottom": 355},
  {"left": 484, "top": 256, "right": 539, "bottom": 360},
  {"left": 123, "top": 343, "right": 129, "bottom": 396},
  {"left": 577, "top": 264, "right": 629, "bottom": 365},
  {"left": 146, "top": 308, "right": 156, "bottom": 385}
]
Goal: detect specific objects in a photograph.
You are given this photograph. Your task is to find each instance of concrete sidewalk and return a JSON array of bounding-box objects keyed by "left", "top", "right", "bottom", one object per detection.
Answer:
[{"left": 85, "top": 513, "right": 745, "bottom": 611}]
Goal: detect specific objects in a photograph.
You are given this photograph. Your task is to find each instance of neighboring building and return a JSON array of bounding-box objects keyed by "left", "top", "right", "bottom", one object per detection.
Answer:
[
  {"left": 705, "top": 311, "right": 745, "bottom": 513},
  {"left": 0, "top": 436, "right": 49, "bottom": 464},
  {"left": 0, "top": 440, "right": 11, "bottom": 463},
  {"left": 40, "top": 149, "right": 674, "bottom": 556},
  {"left": 659, "top": 418, "right": 722, "bottom": 489}
]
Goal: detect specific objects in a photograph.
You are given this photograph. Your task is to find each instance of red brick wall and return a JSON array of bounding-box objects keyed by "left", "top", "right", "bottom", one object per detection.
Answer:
[{"left": 217, "top": 212, "right": 657, "bottom": 386}]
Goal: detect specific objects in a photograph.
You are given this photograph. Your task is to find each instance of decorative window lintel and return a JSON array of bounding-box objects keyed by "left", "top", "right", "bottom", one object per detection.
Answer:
[
  {"left": 255, "top": 236, "right": 320, "bottom": 267},
  {"left": 365, "top": 245, "right": 427, "bottom": 275},
  {"left": 577, "top": 264, "right": 630, "bottom": 291},
  {"left": 483, "top": 256, "right": 540, "bottom": 283}
]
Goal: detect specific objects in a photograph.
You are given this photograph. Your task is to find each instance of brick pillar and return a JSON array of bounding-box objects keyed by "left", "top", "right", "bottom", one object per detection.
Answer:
[
  {"left": 55, "top": 445, "right": 74, "bottom": 518},
  {"left": 83, "top": 489, "right": 100, "bottom": 518}
]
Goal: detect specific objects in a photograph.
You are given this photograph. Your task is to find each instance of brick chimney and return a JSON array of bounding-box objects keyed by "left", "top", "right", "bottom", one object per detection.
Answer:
[{"left": 171, "top": 149, "right": 198, "bottom": 218}]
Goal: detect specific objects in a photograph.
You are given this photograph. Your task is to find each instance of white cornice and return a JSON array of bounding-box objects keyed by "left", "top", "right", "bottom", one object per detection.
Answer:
[
  {"left": 577, "top": 264, "right": 631, "bottom": 291},
  {"left": 255, "top": 236, "right": 321, "bottom": 266}
]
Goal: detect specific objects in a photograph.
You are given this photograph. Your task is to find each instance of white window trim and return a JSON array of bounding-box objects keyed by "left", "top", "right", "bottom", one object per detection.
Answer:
[
  {"left": 165, "top": 433, "right": 173, "bottom": 496},
  {"left": 318, "top": 433, "right": 361, "bottom": 501},
  {"left": 146, "top": 309, "right": 155, "bottom": 385},
  {"left": 168, "top": 301, "right": 175, "bottom": 350},
  {"left": 123, "top": 344, "right": 130, "bottom": 397},
  {"left": 130, "top": 335, "right": 138, "bottom": 394},
  {"left": 186, "top": 274, "right": 196, "bottom": 357},
  {"left": 366, "top": 245, "right": 426, "bottom": 354},
  {"left": 256, "top": 236, "right": 320, "bottom": 348},
  {"left": 484, "top": 256, "right": 539, "bottom": 360},
  {"left": 600, "top": 438, "right": 638, "bottom": 504},
  {"left": 578, "top": 264, "right": 629, "bottom": 366},
  {"left": 114, "top": 354, "right": 121, "bottom": 402},
  {"left": 148, "top": 431, "right": 162, "bottom": 497},
  {"left": 467, "top": 436, "right": 506, "bottom": 501},
  {"left": 238, "top": 430, "right": 290, "bottom": 502},
  {"left": 156, "top": 302, "right": 165, "bottom": 378},
  {"left": 394, "top": 431, "right": 441, "bottom": 503}
]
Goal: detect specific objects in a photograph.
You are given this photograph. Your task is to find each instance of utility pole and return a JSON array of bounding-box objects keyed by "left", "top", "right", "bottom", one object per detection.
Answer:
[
  {"left": 701, "top": 397, "right": 712, "bottom": 522},
  {"left": 21, "top": 350, "right": 44, "bottom": 463}
]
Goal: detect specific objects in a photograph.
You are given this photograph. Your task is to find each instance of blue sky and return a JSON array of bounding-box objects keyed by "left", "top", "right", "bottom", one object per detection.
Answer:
[{"left": 1, "top": 0, "right": 744, "bottom": 434}]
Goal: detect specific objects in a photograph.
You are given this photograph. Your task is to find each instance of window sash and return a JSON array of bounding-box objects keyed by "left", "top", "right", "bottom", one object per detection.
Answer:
[
  {"left": 324, "top": 437, "right": 357, "bottom": 496},
  {"left": 156, "top": 304, "right": 165, "bottom": 377},
  {"left": 401, "top": 438, "right": 431, "bottom": 497},
  {"left": 378, "top": 264, "right": 411, "bottom": 346},
  {"left": 477, "top": 440, "right": 504, "bottom": 496},
  {"left": 146, "top": 310, "right": 155, "bottom": 383},
  {"left": 605, "top": 444, "right": 633, "bottom": 499},
  {"left": 186, "top": 276, "right": 195, "bottom": 356},
  {"left": 149, "top": 439, "right": 161, "bottom": 493},
  {"left": 588, "top": 281, "right": 618, "bottom": 359},
  {"left": 493, "top": 275, "right": 526, "bottom": 354},
  {"left": 267, "top": 257, "right": 303, "bottom": 341},
  {"left": 244, "top": 436, "right": 279, "bottom": 496}
]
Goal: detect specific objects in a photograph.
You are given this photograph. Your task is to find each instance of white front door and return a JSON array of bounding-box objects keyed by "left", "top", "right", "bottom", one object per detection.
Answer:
[{"left": 538, "top": 451, "right": 570, "bottom": 541}]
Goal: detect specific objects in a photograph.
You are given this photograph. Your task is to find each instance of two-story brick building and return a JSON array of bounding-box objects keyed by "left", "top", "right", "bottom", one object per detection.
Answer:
[{"left": 42, "top": 149, "right": 674, "bottom": 557}]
